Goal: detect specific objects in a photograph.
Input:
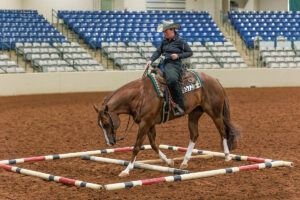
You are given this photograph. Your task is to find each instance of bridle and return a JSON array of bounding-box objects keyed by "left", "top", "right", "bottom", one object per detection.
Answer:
[
  {"left": 103, "top": 110, "right": 116, "bottom": 140},
  {"left": 103, "top": 110, "right": 129, "bottom": 142}
]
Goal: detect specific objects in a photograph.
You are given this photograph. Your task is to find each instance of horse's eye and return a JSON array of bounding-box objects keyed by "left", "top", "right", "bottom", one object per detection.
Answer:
[{"left": 103, "top": 123, "right": 110, "bottom": 128}]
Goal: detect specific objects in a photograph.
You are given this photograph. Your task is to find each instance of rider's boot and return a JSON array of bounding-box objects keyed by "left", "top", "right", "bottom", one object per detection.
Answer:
[{"left": 173, "top": 88, "right": 185, "bottom": 117}]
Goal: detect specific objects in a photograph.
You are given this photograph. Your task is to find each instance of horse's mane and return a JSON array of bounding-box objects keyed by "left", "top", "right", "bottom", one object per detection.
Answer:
[
  {"left": 102, "top": 88, "right": 122, "bottom": 105},
  {"left": 102, "top": 79, "right": 142, "bottom": 106}
]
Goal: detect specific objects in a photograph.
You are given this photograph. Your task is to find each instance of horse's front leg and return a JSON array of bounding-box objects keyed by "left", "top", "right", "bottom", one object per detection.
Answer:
[
  {"left": 148, "top": 126, "right": 174, "bottom": 166},
  {"left": 119, "top": 121, "right": 149, "bottom": 177},
  {"left": 180, "top": 108, "right": 203, "bottom": 169}
]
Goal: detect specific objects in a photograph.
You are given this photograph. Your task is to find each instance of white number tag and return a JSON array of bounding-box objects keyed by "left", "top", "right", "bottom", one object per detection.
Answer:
[{"left": 184, "top": 84, "right": 195, "bottom": 92}]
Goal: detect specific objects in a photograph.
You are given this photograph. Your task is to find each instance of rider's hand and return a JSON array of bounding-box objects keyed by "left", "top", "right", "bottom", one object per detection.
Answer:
[
  {"left": 146, "top": 60, "right": 152, "bottom": 68},
  {"left": 171, "top": 54, "right": 178, "bottom": 60}
]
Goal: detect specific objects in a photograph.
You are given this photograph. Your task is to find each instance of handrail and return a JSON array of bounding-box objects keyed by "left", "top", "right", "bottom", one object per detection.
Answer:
[
  {"left": 88, "top": 39, "right": 97, "bottom": 57},
  {"left": 51, "top": 9, "right": 59, "bottom": 28},
  {"left": 51, "top": 42, "right": 83, "bottom": 72},
  {"left": 1, "top": 41, "right": 12, "bottom": 58},
  {"left": 205, "top": 44, "right": 224, "bottom": 68},
  {"left": 0, "top": 66, "right": 7, "bottom": 73}
]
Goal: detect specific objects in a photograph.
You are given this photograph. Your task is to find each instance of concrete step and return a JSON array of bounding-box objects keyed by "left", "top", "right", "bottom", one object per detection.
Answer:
[
  {"left": 3, "top": 50, "right": 33, "bottom": 72},
  {"left": 55, "top": 23, "right": 113, "bottom": 70},
  {"left": 217, "top": 20, "right": 258, "bottom": 67}
]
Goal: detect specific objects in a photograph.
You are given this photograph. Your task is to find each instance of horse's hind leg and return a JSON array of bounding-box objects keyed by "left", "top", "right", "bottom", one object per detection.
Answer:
[
  {"left": 205, "top": 103, "right": 232, "bottom": 161},
  {"left": 212, "top": 116, "right": 232, "bottom": 161},
  {"left": 119, "top": 121, "right": 149, "bottom": 177},
  {"left": 148, "top": 126, "right": 174, "bottom": 166},
  {"left": 180, "top": 107, "right": 203, "bottom": 169}
]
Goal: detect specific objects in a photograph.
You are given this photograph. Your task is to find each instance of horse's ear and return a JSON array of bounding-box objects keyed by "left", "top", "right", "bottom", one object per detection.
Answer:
[
  {"left": 104, "top": 105, "right": 109, "bottom": 112},
  {"left": 93, "top": 104, "right": 99, "bottom": 113}
]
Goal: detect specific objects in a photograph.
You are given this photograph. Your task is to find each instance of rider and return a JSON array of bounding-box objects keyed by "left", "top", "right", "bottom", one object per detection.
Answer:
[{"left": 146, "top": 20, "right": 193, "bottom": 117}]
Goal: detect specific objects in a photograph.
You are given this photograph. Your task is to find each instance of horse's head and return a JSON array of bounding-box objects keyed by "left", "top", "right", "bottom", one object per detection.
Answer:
[{"left": 94, "top": 104, "right": 120, "bottom": 146}]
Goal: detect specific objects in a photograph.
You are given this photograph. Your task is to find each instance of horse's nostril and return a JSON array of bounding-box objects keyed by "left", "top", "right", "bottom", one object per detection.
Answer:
[{"left": 110, "top": 139, "right": 116, "bottom": 146}]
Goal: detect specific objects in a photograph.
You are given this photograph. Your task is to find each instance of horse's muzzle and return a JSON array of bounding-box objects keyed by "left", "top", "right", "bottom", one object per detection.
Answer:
[{"left": 109, "top": 138, "right": 116, "bottom": 146}]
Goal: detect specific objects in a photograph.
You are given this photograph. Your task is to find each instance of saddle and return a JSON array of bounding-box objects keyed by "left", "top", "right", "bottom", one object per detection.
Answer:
[
  {"left": 148, "top": 68, "right": 203, "bottom": 98},
  {"left": 147, "top": 68, "right": 203, "bottom": 123}
]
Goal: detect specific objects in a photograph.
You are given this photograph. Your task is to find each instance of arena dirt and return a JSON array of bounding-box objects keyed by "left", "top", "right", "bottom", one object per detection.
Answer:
[{"left": 0, "top": 88, "right": 299, "bottom": 200}]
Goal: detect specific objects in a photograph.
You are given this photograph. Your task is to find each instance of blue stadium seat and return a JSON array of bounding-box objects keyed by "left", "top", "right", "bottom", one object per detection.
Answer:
[
  {"left": 57, "top": 10, "right": 226, "bottom": 47},
  {"left": 229, "top": 10, "right": 300, "bottom": 47}
]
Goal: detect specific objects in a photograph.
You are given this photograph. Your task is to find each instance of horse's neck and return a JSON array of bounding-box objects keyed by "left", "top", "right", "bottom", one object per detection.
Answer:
[{"left": 106, "top": 79, "right": 143, "bottom": 115}]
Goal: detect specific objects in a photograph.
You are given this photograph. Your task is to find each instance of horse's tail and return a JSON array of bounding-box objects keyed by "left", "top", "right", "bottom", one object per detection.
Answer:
[{"left": 222, "top": 88, "right": 241, "bottom": 150}]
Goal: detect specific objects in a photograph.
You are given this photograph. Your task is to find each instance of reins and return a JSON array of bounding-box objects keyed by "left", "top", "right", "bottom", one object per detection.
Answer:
[
  {"left": 116, "top": 115, "right": 134, "bottom": 141},
  {"left": 104, "top": 108, "right": 135, "bottom": 142},
  {"left": 142, "top": 66, "right": 150, "bottom": 78}
]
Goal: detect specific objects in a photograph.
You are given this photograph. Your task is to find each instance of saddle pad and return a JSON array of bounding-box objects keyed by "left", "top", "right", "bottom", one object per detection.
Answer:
[{"left": 148, "top": 70, "right": 203, "bottom": 98}]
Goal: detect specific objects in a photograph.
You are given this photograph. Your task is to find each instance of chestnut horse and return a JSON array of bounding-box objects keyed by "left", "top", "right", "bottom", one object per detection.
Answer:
[{"left": 94, "top": 71, "right": 241, "bottom": 177}]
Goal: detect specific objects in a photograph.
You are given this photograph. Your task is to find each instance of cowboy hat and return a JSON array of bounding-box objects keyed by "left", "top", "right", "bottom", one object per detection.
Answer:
[{"left": 157, "top": 20, "right": 180, "bottom": 32}]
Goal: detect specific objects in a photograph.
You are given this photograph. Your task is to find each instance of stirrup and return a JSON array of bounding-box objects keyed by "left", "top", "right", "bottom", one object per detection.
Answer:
[{"left": 173, "top": 106, "right": 185, "bottom": 117}]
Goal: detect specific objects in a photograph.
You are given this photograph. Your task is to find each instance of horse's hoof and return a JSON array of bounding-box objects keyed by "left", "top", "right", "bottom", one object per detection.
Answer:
[
  {"left": 225, "top": 156, "right": 232, "bottom": 162},
  {"left": 168, "top": 159, "right": 174, "bottom": 167},
  {"left": 180, "top": 163, "right": 188, "bottom": 169},
  {"left": 118, "top": 171, "right": 129, "bottom": 178}
]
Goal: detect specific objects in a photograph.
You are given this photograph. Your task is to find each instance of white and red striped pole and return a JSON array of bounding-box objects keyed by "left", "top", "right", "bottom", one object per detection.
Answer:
[
  {"left": 0, "top": 145, "right": 152, "bottom": 165},
  {"left": 104, "top": 161, "right": 293, "bottom": 191},
  {"left": 0, "top": 163, "right": 103, "bottom": 190},
  {"left": 159, "top": 144, "right": 291, "bottom": 164},
  {"left": 82, "top": 155, "right": 190, "bottom": 174}
]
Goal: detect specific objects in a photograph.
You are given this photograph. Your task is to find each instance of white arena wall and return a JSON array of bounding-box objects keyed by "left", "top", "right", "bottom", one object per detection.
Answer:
[
  {"left": 0, "top": 0, "right": 289, "bottom": 22},
  {"left": 243, "top": 0, "right": 288, "bottom": 11},
  {"left": 0, "top": 0, "right": 22, "bottom": 10},
  {"left": 1, "top": 69, "right": 300, "bottom": 96}
]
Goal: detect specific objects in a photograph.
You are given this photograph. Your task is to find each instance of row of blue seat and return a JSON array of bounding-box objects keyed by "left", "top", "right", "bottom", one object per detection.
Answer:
[
  {"left": 83, "top": 31, "right": 223, "bottom": 38},
  {"left": 1, "top": 32, "right": 63, "bottom": 37},
  {"left": 75, "top": 28, "right": 222, "bottom": 38},
  {"left": 61, "top": 14, "right": 211, "bottom": 20},
  {"left": 64, "top": 18, "right": 214, "bottom": 24},
  {"left": 73, "top": 24, "right": 219, "bottom": 33},
  {"left": 232, "top": 19, "right": 300, "bottom": 25},
  {"left": 67, "top": 21, "right": 216, "bottom": 26},
  {"left": 241, "top": 31, "right": 300, "bottom": 37},
  {"left": 229, "top": 11, "right": 300, "bottom": 16},
  {"left": 0, "top": 24, "right": 55, "bottom": 28},
  {"left": 58, "top": 10, "right": 209, "bottom": 17},
  {"left": 0, "top": 14, "right": 44, "bottom": 17},
  {"left": 75, "top": 27, "right": 220, "bottom": 33},
  {"left": 236, "top": 23, "right": 300, "bottom": 28},
  {"left": 239, "top": 27, "right": 300, "bottom": 31},
  {"left": 0, "top": 10, "right": 37, "bottom": 13},
  {"left": 1, "top": 35, "right": 65, "bottom": 40},
  {"left": 89, "top": 36, "right": 226, "bottom": 48},
  {"left": 229, "top": 11, "right": 300, "bottom": 14},
  {"left": 68, "top": 23, "right": 217, "bottom": 30},
  {"left": 0, "top": 19, "right": 47, "bottom": 23},
  {"left": 229, "top": 14, "right": 300, "bottom": 19},
  {"left": 0, "top": 28, "right": 57, "bottom": 32}
]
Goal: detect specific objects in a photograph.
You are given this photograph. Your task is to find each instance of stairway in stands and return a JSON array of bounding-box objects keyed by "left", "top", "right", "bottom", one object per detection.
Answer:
[
  {"left": 216, "top": 18, "right": 257, "bottom": 67},
  {"left": 56, "top": 23, "right": 113, "bottom": 70}
]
